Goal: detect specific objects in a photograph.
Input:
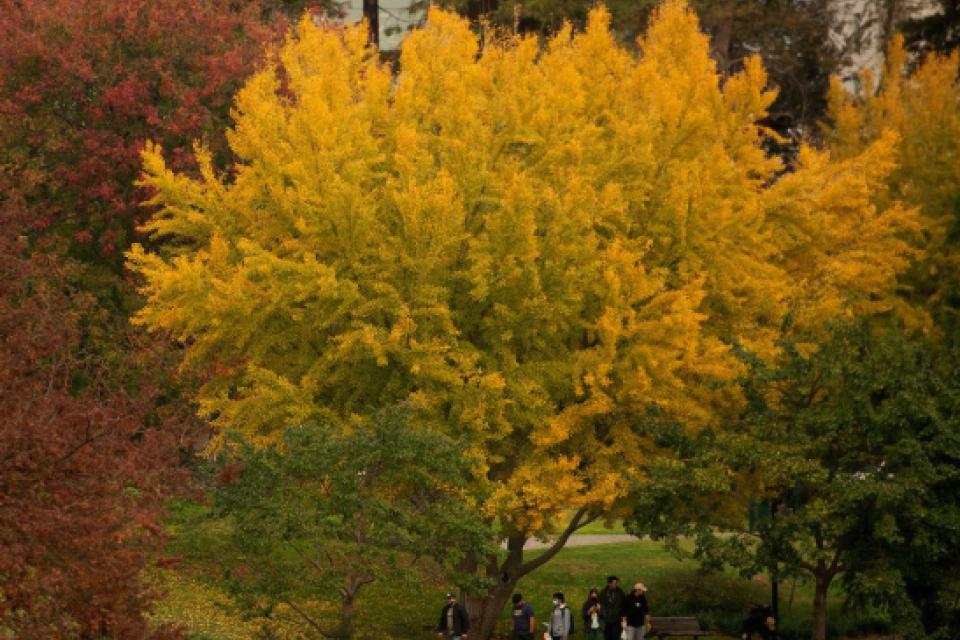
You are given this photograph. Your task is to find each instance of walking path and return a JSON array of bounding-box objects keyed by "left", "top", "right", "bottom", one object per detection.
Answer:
[{"left": 519, "top": 534, "right": 638, "bottom": 550}]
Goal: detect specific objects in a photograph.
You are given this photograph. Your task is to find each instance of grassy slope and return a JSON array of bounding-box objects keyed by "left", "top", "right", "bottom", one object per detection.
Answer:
[
  {"left": 571, "top": 518, "right": 627, "bottom": 535},
  {"left": 518, "top": 541, "right": 692, "bottom": 613},
  {"left": 151, "top": 540, "right": 814, "bottom": 640}
]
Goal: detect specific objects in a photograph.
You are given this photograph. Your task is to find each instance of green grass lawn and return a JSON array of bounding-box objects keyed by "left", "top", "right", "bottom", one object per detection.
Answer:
[
  {"left": 519, "top": 541, "right": 689, "bottom": 603},
  {"left": 152, "top": 539, "right": 786, "bottom": 639},
  {"left": 572, "top": 517, "right": 627, "bottom": 535}
]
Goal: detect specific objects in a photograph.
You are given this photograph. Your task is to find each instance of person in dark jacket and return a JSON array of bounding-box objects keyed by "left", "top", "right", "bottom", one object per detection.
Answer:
[
  {"left": 511, "top": 593, "right": 536, "bottom": 640},
  {"left": 582, "top": 588, "right": 605, "bottom": 640},
  {"left": 741, "top": 604, "right": 777, "bottom": 640},
  {"left": 622, "top": 583, "right": 650, "bottom": 640},
  {"left": 601, "top": 576, "right": 626, "bottom": 640},
  {"left": 437, "top": 592, "right": 470, "bottom": 640}
]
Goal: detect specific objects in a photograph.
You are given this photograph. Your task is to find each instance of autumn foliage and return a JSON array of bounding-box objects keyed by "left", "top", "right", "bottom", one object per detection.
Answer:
[
  {"left": 130, "top": 0, "right": 916, "bottom": 508},
  {"left": 128, "top": 3, "right": 919, "bottom": 635},
  {"left": 0, "top": 185, "right": 188, "bottom": 638},
  {"left": 826, "top": 36, "right": 960, "bottom": 327},
  {"left": 0, "top": 1, "right": 282, "bottom": 635},
  {"left": 0, "top": 0, "right": 277, "bottom": 265},
  {"left": 0, "top": 0, "right": 953, "bottom": 636}
]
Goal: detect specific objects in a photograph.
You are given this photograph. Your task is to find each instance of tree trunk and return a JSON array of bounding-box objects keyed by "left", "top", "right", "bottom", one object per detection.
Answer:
[
  {"left": 462, "top": 509, "right": 598, "bottom": 640},
  {"left": 463, "top": 533, "right": 524, "bottom": 638},
  {"left": 363, "top": 0, "right": 378, "bottom": 46},
  {"left": 709, "top": 12, "right": 734, "bottom": 77},
  {"left": 465, "top": 579, "right": 519, "bottom": 640},
  {"left": 337, "top": 567, "right": 373, "bottom": 640},
  {"left": 340, "top": 591, "right": 355, "bottom": 639},
  {"left": 811, "top": 568, "right": 831, "bottom": 640}
]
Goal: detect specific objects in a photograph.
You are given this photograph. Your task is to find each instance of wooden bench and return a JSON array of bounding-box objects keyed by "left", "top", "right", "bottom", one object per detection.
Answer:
[{"left": 647, "top": 617, "right": 713, "bottom": 639}]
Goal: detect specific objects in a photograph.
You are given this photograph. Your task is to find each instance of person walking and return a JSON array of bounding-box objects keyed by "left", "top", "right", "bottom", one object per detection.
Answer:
[
  {"left": 581, "top": 588, "right": 604, "bottom": 640},
  {"left": 548, "top": 592, "right": 573, "bottom": 640},
  {"left": 437, "top": 592, "right": 470, "bottom": 640},
  {"left": 741, "top": 604, "right": 777, "bottom": 640},
  {"left": 622, "top": 583, "right": 649, "bottom": 640},
  {"left": 511, "top": 593, "right": 536, "bottom": 640},
  {"left": 601, "top": 576, "right": 626, "bottom": 640}
]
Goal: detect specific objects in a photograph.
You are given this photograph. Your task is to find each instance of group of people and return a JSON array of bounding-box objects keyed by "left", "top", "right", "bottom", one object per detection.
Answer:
[
  {"left": 583, "top": 577, "right": 650, "bottom": 640},
  {"left": 436, "top": 576, "right": 650, "bottom": 640}
]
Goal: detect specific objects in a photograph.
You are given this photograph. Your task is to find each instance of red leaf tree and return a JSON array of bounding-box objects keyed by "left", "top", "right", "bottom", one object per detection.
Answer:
[
  {"left": 0, "top": 181, "right": 189, "bottom": 639},
  {"left": 0, "top": 0, "right": 279, "bottom": 267}
]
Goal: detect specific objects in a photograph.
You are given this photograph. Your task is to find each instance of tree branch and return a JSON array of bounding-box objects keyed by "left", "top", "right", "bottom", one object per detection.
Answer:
[
  {"left": 796, "top": 556, "right": 817, "bottom": 574},
  {"left": 514, "top": 507, "right": 600, "bottom": 579},
  {"left": 827, "top": 547, "right": 844, "bottom": 577},
  {"left": 284, "top": 599, "right": 335, "bottom": 638},
  {"left": 285, "top": 540, "right": 326, "bottom": 575},
  {"left": 53, "top": 421, "right": 113, "bottom": 468}
]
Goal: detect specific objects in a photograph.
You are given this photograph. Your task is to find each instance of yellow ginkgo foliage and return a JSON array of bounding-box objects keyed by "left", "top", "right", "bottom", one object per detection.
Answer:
[
  {"left": 128, "top": 2, "right": 916, "bottom": 632},
  {"left": 826, "top": 35, "right": 958, "bottom": 326}
]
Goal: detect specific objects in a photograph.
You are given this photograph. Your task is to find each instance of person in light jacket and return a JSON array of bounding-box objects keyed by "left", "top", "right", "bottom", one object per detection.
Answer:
[{"left": 548, "top": 592, "right": 572, "bottom": 640}]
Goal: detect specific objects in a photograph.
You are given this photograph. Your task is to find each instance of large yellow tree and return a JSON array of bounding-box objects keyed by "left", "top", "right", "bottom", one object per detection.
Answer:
[{"left": 129, "top": 2, "right": 916, "bottom": 634}]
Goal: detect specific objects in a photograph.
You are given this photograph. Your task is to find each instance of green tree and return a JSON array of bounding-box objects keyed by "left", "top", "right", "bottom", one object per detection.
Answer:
[
  {"left": 627, "top": 322, "right": 960, "bottom": 640},
  {"left": 197, "top": 407, "right": 492, "bottom": 639}
]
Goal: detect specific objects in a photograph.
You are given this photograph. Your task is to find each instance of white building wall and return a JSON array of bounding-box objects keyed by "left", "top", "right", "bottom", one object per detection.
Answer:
[
  {"left": 830, "top": 0, "right": 941, "bottom": 91},
  {"left": 336, "top": 0, "right": 426, "bottom": 52}
]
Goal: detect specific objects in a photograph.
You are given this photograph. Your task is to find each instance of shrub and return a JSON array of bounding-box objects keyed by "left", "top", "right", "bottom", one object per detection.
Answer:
[{"left": 648, "top": 570, "right": 767, "bottom": 635}]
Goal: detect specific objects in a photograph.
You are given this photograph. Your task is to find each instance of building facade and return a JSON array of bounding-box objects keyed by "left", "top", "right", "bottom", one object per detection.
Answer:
[
  {"left": 830, "top": 0, "right": 941, "bottom": 90},
  {"left": 328, "top": 0, "right": 426, "bottom": 52}
]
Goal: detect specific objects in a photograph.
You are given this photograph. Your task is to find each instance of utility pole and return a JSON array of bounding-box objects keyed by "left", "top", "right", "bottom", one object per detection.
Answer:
[{"left": 363, "top": 0, "right": 379, "bottom": 45}]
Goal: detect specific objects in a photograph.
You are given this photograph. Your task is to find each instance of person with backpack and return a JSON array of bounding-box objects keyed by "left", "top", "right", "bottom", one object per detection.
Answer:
[{"left": 548, "top": 592, "right": 573, "bottom": 640}]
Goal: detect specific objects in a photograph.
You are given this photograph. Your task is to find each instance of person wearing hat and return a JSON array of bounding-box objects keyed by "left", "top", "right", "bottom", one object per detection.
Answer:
[
  {"left": 601, "top": 576, "right": 626, "bottom": 640},
  {"left": 437, "top": 591, "right": 470, "bottom": 640},
  {"left": 622, "top": 583, "right": 650, "bottom": 640}
]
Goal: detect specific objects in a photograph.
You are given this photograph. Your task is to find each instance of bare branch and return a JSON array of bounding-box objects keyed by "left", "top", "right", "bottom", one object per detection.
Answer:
[{"left": 283, "top": 599, "right": 335, "bottom": 638}]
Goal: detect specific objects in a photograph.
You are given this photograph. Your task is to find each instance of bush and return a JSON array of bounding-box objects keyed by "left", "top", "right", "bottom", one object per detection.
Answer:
[
  {"left": 648, "top": 570, "right": 767, "bottom": 635},
  {"left": 777, "top": 603, "right": 892, "bottom": 640}
]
